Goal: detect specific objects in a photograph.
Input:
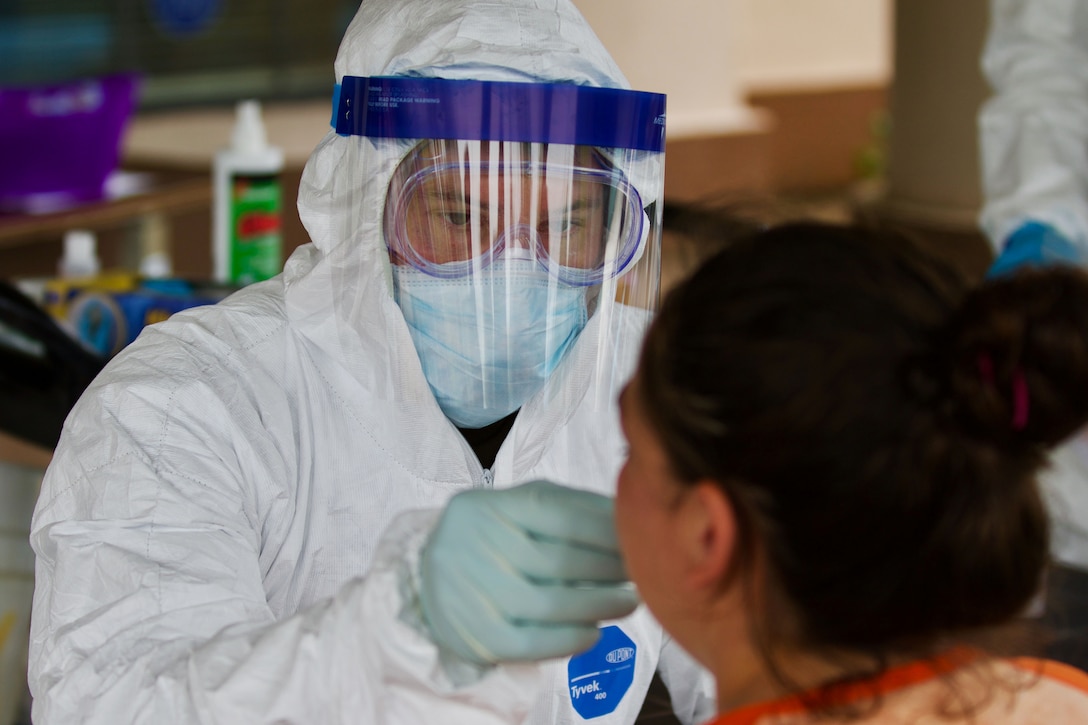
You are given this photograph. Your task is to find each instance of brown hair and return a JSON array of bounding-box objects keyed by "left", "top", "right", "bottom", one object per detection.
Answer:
[{"left": 639, "top": 220, "right": 1088, "bottom": 667}]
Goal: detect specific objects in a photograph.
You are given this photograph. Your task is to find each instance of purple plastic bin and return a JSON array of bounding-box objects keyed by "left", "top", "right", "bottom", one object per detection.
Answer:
[{"left": 0, "top": 73, "right": 141, "bottom": 214}]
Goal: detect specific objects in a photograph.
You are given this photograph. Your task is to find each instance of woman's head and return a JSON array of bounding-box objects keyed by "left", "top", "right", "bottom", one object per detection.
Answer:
[{"left": 618, "top": 220, "right": 1088, "bottom": 674}]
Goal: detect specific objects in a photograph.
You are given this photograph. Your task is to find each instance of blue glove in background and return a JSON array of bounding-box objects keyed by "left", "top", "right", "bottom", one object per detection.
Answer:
[
  {"left": 987, "top": 220, "right": 1084, "bottom": 279},
  {"left": 419, "top": 480, "right": 639, "bottom": 666}
]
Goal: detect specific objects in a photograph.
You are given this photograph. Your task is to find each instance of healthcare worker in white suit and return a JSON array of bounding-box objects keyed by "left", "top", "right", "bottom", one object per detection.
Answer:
[
  {"left": 28, "top": 0, "right": 717, "bottom": 723},
  {"left": 979, "top": 0, "right": 1088, "bottom": 667}
]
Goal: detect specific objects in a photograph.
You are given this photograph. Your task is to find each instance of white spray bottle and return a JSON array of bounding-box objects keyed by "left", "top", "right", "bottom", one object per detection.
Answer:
[{"left": 212, "top": 100, "right": 285, "bottom": 285}]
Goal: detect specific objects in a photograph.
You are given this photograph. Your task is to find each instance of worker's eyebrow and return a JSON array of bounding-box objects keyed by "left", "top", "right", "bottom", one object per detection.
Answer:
[{"left": 422, "top": 188, "right": 471, "bottom": 204}]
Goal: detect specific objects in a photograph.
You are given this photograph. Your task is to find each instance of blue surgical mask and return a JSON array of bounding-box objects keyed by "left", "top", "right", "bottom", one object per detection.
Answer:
[{"left": 393, "top": 260, "right": 589, "bottom": 428}]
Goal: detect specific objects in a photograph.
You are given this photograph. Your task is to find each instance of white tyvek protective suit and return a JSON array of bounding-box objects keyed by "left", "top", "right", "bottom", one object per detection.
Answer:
[
  {"left": 28, "top": 0, "right": 715, "bottom": 723},
  {"left": 979, "top": 0, "right": 1088, "bottom": 573}
]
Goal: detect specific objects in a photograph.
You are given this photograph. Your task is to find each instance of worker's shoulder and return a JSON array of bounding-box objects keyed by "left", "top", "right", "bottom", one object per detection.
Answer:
[
  {"left": 119, "top": 278, "right": 293, "bottom": 370},
  {"left": 167, "top": 277, "right": 292, "bottom": 355},
  {"left": 84, "top": 279, "right": 294, "bottom": 399}
]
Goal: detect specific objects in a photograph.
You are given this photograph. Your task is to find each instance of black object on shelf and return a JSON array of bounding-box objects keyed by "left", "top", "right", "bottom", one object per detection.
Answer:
[{"left": 0, "top": 280, "right": 105, "bottom": 450}]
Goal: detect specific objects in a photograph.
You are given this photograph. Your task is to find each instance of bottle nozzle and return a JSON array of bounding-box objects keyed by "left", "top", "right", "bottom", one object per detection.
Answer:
[
  {"left": 59, "top": 229, "right": 101, "bottom": 279},
  {"left": 231, "top": 99, "right": 269, "bottom": 155}
]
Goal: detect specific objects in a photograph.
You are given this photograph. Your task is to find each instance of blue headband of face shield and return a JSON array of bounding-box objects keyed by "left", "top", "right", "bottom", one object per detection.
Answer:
[{"left": 332, "top": 76, "right": 667, "bottom": 152}]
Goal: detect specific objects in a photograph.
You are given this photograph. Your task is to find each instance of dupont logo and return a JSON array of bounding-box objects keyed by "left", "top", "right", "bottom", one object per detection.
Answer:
[
  {"left": 568, "top": 626, "right": 637, "bottom": 718},
  {"left": 605, "top": 647, "right": 634, "bottom": 664}
]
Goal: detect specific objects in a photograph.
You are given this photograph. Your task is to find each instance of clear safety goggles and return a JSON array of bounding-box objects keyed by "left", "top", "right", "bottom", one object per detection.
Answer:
[{"left": 384, "top": 140, "right": 645, "bottom": 287}]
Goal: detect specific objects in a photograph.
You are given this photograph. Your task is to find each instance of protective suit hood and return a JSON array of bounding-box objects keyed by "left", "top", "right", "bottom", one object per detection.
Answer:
[
  {"left": 289, "top": 0, "right": 662, "bottom": 431},
  {"left": 296, "top": 0, "right": 632, "bottom": 262}
]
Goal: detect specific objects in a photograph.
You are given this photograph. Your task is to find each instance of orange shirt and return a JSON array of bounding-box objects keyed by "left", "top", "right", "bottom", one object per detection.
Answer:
[{"left": 706, "top": 653, "right": 1088, "bottom": 725}]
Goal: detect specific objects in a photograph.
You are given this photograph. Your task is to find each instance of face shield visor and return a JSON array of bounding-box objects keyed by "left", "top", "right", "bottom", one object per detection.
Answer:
[{"left": 333, "top": 77, "right": 665, "bottom": 429}]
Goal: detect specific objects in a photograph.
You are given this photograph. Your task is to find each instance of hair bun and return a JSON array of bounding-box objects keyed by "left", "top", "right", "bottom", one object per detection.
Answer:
[{"left": 947, "top": 266, "right": 1088, "bottom": 448}]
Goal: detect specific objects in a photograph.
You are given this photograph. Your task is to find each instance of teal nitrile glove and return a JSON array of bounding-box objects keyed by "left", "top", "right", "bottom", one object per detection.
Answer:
[
  {"left": 419, "top": 480, "right": 639, "bottom": 666},
  {"left": 987, "top": 220, "right": 1084, "bottom": 279}
]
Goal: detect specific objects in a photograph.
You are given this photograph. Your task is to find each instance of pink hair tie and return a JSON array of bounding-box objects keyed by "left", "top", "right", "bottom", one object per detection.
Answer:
[
  {"left": 977, "top": 354, "right": 994, "bottom": 384},
  {"left": 977, "top": 353, "right": 1030, "bottom": 431},
  {"left": 1011, "top": 370, "right": 1030, "bottom": 431}
]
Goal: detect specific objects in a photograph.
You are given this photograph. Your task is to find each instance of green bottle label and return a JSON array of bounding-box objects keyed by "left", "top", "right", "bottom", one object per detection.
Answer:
[{"left": 229, "top": 173, "right": 282, "bottom": 285}]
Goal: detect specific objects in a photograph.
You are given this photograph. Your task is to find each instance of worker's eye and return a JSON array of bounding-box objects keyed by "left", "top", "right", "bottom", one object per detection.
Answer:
[{"left": 442, "top": 210, "right": 471, "bottom": 226}]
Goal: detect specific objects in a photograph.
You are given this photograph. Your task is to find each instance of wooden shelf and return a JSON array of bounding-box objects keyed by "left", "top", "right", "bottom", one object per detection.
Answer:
[{"left": 0, "top": 173, "right": 211, "bottom": 249}]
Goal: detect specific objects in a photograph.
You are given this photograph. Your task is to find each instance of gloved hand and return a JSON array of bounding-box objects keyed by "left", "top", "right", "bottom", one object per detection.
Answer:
[
  {"left": 419, "top": 480, "right": 639, "bottom": 665},
  {"left": 987, "top": 220, "right": 1084, "bottom": 279}
]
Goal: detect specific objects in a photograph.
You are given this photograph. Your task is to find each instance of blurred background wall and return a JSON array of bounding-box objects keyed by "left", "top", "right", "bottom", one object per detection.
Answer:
[
  {"left": 0, "top": 0, "right": 997, "bottom": 326},
  {"left": 0, "top": 0, "right": 911, "bottom": 282}
]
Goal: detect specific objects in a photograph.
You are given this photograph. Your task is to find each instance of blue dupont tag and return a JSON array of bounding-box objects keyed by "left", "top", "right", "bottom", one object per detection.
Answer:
[
  {"left": 333, "top": 76, "right": 666, "bottom": 152},
  {"left": 567, "top": 625, "right": 637, "bottom": 719}
]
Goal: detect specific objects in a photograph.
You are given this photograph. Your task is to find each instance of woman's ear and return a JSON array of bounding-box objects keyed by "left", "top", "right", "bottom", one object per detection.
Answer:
[{"left": 681, "top": 481, "right": 737, "bottom": 592}]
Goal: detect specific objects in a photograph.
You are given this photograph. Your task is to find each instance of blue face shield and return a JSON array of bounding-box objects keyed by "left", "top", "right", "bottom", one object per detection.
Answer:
[{"left": 333, "top": 76, "right": 666, "bottom": 428}]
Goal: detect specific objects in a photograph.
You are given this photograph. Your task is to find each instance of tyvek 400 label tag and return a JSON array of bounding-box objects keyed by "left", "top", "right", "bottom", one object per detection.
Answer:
[{"left": 567, "top": 625, "right": 637, "bottom": 719}]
